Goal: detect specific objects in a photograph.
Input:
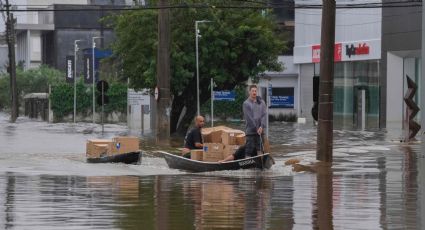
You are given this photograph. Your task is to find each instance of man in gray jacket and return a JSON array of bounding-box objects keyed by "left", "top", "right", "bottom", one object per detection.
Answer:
[
  {"left": 243, "top": 84, "right": 267, "bottom": 157},
  {"left": 220, "top": 84, "right": 267, "bottom": 162}
]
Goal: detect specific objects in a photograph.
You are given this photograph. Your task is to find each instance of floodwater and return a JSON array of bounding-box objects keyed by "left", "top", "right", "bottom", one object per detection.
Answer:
[{"left": 0, "top": 112, "right": 424, "bottom": 229}]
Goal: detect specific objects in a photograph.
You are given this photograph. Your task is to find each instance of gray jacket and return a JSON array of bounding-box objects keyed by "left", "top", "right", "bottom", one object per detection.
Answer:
[{"left": 243, "top": 96, "right": 267, "bottom": 135}]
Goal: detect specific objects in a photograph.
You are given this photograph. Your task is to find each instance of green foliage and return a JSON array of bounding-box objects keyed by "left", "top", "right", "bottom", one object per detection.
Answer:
[
  {"left": 50, "top": 82, "right": 73, "bottom": 119},
  {"left": 108, "top": 1, "right": 286, "bottom": 132},
  {"left": 0, "top": 65, "right": 64, "bottom": 110},
  {"left": 269, "top": 112, "right": 298, "bottom": 122},
  {"left": 50, "top": 78, "right": 128, "bottom": 120},
  {"left": 201, "top": 86, "right": 246, "bottom": 120},
  {"left": 103, "top": 82, "right": 128, "bottom": 114}
]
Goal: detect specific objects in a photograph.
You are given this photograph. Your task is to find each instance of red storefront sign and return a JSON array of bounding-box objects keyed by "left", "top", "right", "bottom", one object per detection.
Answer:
[{"left": 312, "top": 43, "right": 342, "bottom": 63}]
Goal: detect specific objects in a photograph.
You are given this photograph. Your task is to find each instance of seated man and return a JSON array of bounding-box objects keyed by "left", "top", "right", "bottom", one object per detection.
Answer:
[{"left": 181, "top": 116, "right": 205, "bottom": 158}]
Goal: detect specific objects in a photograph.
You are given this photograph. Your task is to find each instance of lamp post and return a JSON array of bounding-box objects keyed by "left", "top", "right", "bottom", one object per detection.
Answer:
[
  {"left": 73, "top": 39, "right": 82, "bottom": 123},
  {"left": 195, "top": 20, "right": 211, "bottom": 116},
  {"left": 92, "top": 36, "right": 102, "bottom": 123}
]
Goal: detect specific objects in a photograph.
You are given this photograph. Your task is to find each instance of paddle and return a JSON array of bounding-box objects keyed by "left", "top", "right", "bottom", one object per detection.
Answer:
[{"left": 259, "top": 134, "right": 275, "bottom": 168}]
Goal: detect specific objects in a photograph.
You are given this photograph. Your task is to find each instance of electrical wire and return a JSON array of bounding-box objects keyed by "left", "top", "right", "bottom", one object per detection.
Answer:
[{"left": 0, "top": 0, "right": 421, "bottom": 12}]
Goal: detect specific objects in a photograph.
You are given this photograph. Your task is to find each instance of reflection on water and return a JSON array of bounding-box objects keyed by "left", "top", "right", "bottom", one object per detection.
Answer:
[
  {"left": 1, "top": 113, "right": 425, "bottom": 229},
  {"left": 0, "top": 157, "right": 424, "bottom": 230}
]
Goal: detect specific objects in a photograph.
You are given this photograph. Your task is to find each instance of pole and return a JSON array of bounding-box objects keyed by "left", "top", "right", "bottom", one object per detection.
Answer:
[
  {"left": 92, "top": 38, "right": 95, "bottom": 123},
  {"left": 267, "top": 79, "right": 270, "bottom": 139},
  {"left": 5, "top": 0, "right": 17, "bottom": 122},
  {"left": 195, "top": 21, "right": 200, "bottom": 116},
  {"left": 316, "top": 0, "right": 336, "bottom": 162},
  {"left": 195, "top": 20, "right": 211, "bottom": 116},
  {"left": 156, "top": 0, "right": 171, "bottom": 145},
  {"left": 141, "top": 105, "right": 144, "bottom": 136},
  {"left": 92, "top": 36, "right": 102, "bottom": 124},
  {"left": 101, "top": 81, "right": 104, "bottom": 134},
  {"left": 211, "top": 78, "right": 213, "bottom": 127},
  {"left": 73, "top": 39, "right": 81, "bottom": 123}
]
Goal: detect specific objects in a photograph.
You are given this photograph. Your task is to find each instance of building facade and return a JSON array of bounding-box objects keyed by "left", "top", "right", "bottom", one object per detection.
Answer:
[
  {"left": 7, "top": 0, "right": 132, "bottom": 72},
  {"left": 294, "top": 0, "right": 382, "bottom": 129}
]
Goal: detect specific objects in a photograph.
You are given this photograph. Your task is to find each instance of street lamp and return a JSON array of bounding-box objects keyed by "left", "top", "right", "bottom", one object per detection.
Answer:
[
  {"left": 195, "top": 20, "right": 211, "bottom": 116},
  {"left": 92, "top": 36, "right": 102, "bottom": 123},
  {"left": 73, "top": 39, "right": 83, "bottom": 123}
]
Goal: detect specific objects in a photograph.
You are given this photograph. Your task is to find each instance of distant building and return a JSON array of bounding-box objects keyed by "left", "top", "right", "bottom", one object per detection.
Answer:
[
  {"left": 257, "top": 0, "right": 296, "bottom": 118},
  {"left": 2, "top": 0, "right": 132, "bottom": 72}
]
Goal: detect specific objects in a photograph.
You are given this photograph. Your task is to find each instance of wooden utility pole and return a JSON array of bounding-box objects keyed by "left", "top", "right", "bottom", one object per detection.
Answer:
[
  {"left": 5, "top": 0, "right": 18, "bottom": 123},
  {"left": 316, "top": 0, "right": 336, "bottom": 162},
  {"left": 156, "top": 0, "right": 171, "bottom": 145}
]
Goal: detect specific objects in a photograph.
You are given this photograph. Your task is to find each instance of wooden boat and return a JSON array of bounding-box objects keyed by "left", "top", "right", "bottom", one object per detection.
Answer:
[
  {"left": 86, "top": 151, "right": 141, "bottom": 164},
  {"left": 158, "top": 151, "right": 274, "bottom": 172}
]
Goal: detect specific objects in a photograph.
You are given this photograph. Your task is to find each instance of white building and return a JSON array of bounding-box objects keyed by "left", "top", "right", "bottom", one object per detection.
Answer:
[{"left": 294, "top": 0, "right": 382, "bottom": 129}]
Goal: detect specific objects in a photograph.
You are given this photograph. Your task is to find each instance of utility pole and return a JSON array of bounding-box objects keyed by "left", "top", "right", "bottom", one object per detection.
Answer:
[
  {"left": 316, "top": 0, "right": 336, "bottom": 162},
  {"left": 5, "top": 0, "right": 17, "bottom": 122},
  {"left": 156, "top": 0, "right": 171, "bottom": 145}
]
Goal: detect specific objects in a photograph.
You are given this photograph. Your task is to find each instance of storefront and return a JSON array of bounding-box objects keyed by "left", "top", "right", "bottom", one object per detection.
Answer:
[{"left": 294, "top": 4, "right": 382, "bottom": 129}]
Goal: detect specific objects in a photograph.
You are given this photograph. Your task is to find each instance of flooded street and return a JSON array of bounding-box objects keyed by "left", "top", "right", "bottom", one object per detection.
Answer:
[{"left": 1, "top": 112, "right": 424, "bottom": 229}]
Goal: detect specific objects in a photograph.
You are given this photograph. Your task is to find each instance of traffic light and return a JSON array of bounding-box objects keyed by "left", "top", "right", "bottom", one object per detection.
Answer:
[{"left": 96, "top": 80, "right": 109, "bottom": 106}]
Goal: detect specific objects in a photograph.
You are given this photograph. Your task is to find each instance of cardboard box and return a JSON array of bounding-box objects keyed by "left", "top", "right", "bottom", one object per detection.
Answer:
[
  {"left": 202, "top": 130, "right": 222, "bottom": 143},
  {"left": 203, "top": 143, "right": 224, "bottom": 162},
  {"left": 235, "top": 134, "right": 246, "bottom": 145},
  {"left": 191, "top": 149, "right": 203, "bottom": 161},
  {"left": 112, "top": 136, "right": 139, "bottom": 154},
  {"left": 223, "top": 145, "right": 240, "bottom": 158},
  {"left": 221, "top": 130, "right": 244, "bottom": 145},
  {"left": 86, "top": 139, "right": 114, "bottom": 158}
]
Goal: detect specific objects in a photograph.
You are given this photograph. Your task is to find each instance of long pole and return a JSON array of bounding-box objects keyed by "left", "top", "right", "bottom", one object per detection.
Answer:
[
  {"left": 195, "top": 21, "right": 200, "bottom": 116},
  {"left": 92, "top": 36, "right": 102, "bottom": 124},
  {"left": 5, "top": 0, "right": 17, "bottom": 122},
  {"left": 73, "top": 40, "right": 80, "bottom": 123},
  {"left": 211, "top": 78, "right": 213, "bottom": 127},
  {"left": 156, "top": 0, "right": 171, "bottom": 145},
  {"left": 195, "top": 20, "right": 211, "bottom": 116},
  {"left": 92, "top": 38, "right": 95, "bottom": 123},
  {"left": 316, "top": 0, "right": 336, "bottom": 162}
]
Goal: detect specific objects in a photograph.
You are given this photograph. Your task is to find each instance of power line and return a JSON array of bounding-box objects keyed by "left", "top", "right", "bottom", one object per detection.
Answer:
[{"left": 0, "top": 1, "right": 421, "bottom": 12}]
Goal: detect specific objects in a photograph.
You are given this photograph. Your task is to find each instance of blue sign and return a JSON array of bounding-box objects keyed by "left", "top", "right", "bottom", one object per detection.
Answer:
[
  {"left": 270, "top": 96, "right": 294, "bottom": 108},
  {"left": 214, "top": 91, "right": 235, "bottom": 101}
]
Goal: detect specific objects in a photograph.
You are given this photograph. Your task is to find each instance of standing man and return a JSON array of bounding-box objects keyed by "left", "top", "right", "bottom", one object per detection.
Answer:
[
  {"left": 181, "top": 115, "right": 205, "bottom": 158},
  {"left": 220, "top": 85, "right": 267, "bottom": 163},
  {"left": 243, "top": 84, "right": 267, "bottom": 157}
]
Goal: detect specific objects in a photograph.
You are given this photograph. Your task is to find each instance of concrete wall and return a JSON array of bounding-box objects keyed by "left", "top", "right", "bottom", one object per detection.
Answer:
[
  {"left": 53, "top": 29, "right": 114, "bottom": 72},
  {"left": 385, "top": 52, "right": 404, "bottom": 130},
  {"left": 299, "top": 63, "right": 315, "bottom": 121},
  {"left": 381, "top": 2, "right": 422, "bottom": 128},
  {"left": 294, "top": 2, "right": 381, "bottom": 64}
]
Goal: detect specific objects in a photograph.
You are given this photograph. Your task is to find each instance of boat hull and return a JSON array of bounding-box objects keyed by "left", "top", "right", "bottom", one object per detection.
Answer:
[
  {"left": 86, "top": 151, "right": 141, "bottom": 164},
  {"left": 159, "top": 151, "right": 274, "bottom": 172}
]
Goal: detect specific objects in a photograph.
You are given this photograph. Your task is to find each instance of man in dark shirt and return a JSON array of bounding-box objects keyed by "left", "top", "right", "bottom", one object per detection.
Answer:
[{"left": 182, "top": 116, "right": 205, "bottom": 158}]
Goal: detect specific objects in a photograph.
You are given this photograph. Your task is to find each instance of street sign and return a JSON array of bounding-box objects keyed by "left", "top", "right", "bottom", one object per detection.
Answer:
[
  {"left": 65, "top": 56, "right": 74, "bottom": 83},
  {"left": 213, "top": 90, "right": 235, "bottom": 101},
  {"left": 83, "top": 54, "right": 93, "bottom": 84},
  {"left": 270, "top": 87, "right": 294, "bottom": 108}
]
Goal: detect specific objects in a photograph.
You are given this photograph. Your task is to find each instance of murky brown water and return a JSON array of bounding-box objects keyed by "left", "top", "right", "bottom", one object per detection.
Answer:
[{"left": 1, "top": 113, "right": 424, "bottom": 229}]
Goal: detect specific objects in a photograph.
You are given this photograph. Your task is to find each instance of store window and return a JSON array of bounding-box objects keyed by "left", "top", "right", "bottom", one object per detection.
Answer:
[{"left": 333, "top": 60, "right": 380, "bottom": 129}]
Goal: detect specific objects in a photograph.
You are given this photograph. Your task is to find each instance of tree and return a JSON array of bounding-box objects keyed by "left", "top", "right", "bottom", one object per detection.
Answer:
[{"left": 110, "top": 0, "right": 286, "bottom": 135}]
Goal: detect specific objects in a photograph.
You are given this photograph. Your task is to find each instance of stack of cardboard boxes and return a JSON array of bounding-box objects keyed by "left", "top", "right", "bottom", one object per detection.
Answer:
[
  {"left": 86, "top": 136, "right": 140, "bottom": 158},
  {"left": 196, "top": 126, "right": 246, "bottom": 162}
]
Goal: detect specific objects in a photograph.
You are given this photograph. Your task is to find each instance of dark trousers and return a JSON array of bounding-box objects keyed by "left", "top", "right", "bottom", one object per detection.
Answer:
[{"left": 245, "top": 134, "right": 262, "bottom": 157}]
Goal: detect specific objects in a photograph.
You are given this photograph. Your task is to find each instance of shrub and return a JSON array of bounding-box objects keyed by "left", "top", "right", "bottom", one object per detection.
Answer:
[{"left": 269, "top": 112, "right": 297, "bottom": 122}]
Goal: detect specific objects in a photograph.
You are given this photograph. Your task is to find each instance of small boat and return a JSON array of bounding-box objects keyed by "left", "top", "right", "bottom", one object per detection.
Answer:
[
  {"left": 86, "top": 151, "right": 141, "bottom": 164},
  {"left": 158, "top": 151, "right": 274, "bottom": 172}
]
